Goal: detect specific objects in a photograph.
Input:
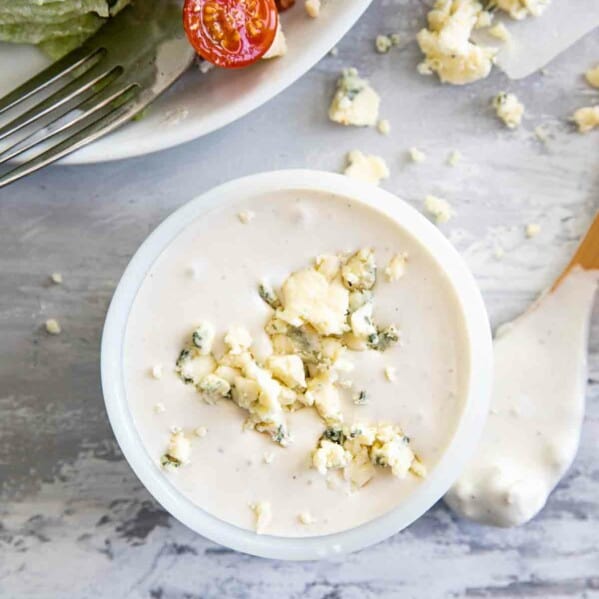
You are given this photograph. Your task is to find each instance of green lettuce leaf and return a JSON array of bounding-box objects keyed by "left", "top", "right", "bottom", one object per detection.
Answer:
[
  {"left": 0, "top": 12, "right": 103, "bottom": 44},
  {"left": 0, "top": 0, "right": 131, "bottom": 58},
  {"left": 0, "top": 2, "right": 110, "bottom": 24}
]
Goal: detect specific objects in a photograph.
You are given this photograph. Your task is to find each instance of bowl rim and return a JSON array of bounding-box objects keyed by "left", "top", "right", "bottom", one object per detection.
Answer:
[{"left": 101, "top": 169, "right": 492, "bottom": 561}]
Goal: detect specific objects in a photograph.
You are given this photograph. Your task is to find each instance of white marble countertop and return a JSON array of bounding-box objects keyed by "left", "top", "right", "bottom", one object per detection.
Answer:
[{"left": 1, "top": 2, "right": 598, "bottom": 597}]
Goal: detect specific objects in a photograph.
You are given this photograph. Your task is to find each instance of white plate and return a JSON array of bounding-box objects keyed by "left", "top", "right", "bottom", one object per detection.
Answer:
[
  {"left": 101, "top": 170, "right": 493, "bottom": 560},
  {"left": 0, "top": 1, "right": 372, "bottom": 165}
]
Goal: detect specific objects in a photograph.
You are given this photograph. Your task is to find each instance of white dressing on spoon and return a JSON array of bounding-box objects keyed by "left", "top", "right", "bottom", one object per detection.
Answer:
[{"left": 446, "top": 268, "right": 598, "bottom": 527}]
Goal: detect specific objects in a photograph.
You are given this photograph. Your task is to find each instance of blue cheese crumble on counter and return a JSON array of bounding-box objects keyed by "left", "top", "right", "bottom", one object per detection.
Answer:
[
  {"left": 424, "top": 194, "right": 455, "bottom": 224},
  {"left": 416, "top": 0, "right": 549, "bottom": 85},
  {"left": 408, "top": 147, "right": 426, "bottom": 163},
  {"left": 488, "top": 22, "right": 511, "bottom": 42},
  {"left": 586, "top": 65, "right": 599, "bottom": 89},
  {"left": 492, "top": 0, "right": 550, "bottom": 20},
  {"left": 343, "top": 151, "right": 390, "bottom": 186},
  {"left": 329, "top": 68, "right": 380, "bottom": 127},
  {"left": 493, "top": 92, "right": 525, "bottom": 129},
  {"left": 45, "top": 318, "right": 61, "bottom": 335},
  {"left": 416, "top": 0, "right": 496, "bottom": 85},
  {"left": 572, "top": 106, "right": 599, "bottom": 133}
]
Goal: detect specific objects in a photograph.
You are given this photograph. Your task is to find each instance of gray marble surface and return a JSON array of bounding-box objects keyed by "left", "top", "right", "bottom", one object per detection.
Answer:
[{"left": 1, "top": 2, "right": 599, "bottom": 597}]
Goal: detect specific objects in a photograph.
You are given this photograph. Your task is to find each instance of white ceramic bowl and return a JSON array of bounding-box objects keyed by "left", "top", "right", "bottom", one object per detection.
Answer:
[
  {"left": 0, "top": 1, "right": 372, "bottom": 164},
  {"left": 101, "top": 170, "right": 492, "bottom": 560}
]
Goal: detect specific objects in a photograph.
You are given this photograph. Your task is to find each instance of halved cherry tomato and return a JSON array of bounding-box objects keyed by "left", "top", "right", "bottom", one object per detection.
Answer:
[{"left": 183, "top": 0, "right": 279, "bottom": 69}]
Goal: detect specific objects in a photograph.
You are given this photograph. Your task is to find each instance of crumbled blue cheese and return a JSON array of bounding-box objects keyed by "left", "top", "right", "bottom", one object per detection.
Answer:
[
  {"left": 329, "top": 68, "right": 380, "bottom": 127},
  {"left": 263, "top": 451, "right": 275, "bottom": 464},
  {"left": 447, "top": 149, "right": 462, "bottom": 166},
  {"left": 493, "top": 92, "right": 524, "bottom": 128},
  {"left": 194, "top": 426, "right": 207, "bottom": 437},
  {"left": 277, "top": 268, "right": 349, "bottom": 336},
  {"left": 314, "top": 254, "right": 341, "bottom": 280},
  {"left": 534, "top": 125, "right": 550, "bottom": 144},
  {"left": 176, "top": 350, "right": 216, "bottom": 385},
  {"left": 384, "top": 366, "right": 397, "bottom": 382},
  {"left": 231, "top": 374, "right": 260, "bottom": 408},
  {"left": 493, "top": 0, "right": 549, "bottom": 20},
  {"left": 585, "top": 65, "right": 599, "bottom": 89},
  {"left": 306, "top": 374, "right": 343, "bottom": 424},
  {"left": 174, "top": 249, "right": 414, "bottom": 486},
  {"left": 199, "top": 60, "right": 214, "bottom": 74},
  {"left": 162, "top": 430, "right": 191, "bottom": 467},
  {"left": 313, "top": 422, "right": 424, "bottom": 484},
  {"left": 151, "top": 364, "right": 163, "bottom": 379},
  {"left": 424, "top": 194, "right": 455, "bottom": 224},
  {"left": 237, "top": 210, "right": 256, "bottom": 224},
  {"left": 50, "top": 272, "right": 63, "bottom": 284},
  {"left": 572, "top": 106, "right": 599, "bottom": 133},
  {"left": 488, "top": 22, "right": 511, "bottom": 42},
  {"left": 375, "top": 34, "right": 393, "bottom": 54},
  {"left": 262, "top": 23, "right": 287, "bottom": 59},
  {"left": 341, "top": 248, "right": 377, "bottom": 290},
  {"left": 213, "top": 365, "right": 240, "bottom": 384},
  {"left": 384, "top": 253, "right": 408, "bottom": 282},
  {"left": 224, "top": 326, "right": 253, "bottom": 355},
  {"left": 408, "top": 147, "right": 426, "bottom": 163},
  {"left": 298, "top": 511, "right": 315, "bottom": 525},
  {"left": 343, "top": 151, "right": 390, "bottom": 185},
  {"left": 197, "top": 373, "right": 231, "bottom": 403},
  {"left": 312, "top": 439, "right": 351, "bottom": 474},
  {"left": 377, "top": 119, "right": 391, "bottom": 135},
  {"left": 348, "top": 289, "right": 372, "bottom": 312},
  {"left": 376, "top": 33, "right": 401, "bottom": 53},
  {"left": 192, "top": 321, "right": 215, "bottom": 355},
  {"left": 305, "top": 0, "right": 320, "bottom": 18},
  {"left": 258, "top": 281, "right": 281, "bottom": 309},
  {"left": 350, "top": 302, "right": 377, "bottom": 340},
  {"left": 525, "top": 223, "right": 541, "bottom": 238},
  {"left": 475, "top": 9, "right": 494, "bottom": 27},
  {"left": 153, "top": 402, "right": 166, "bottom": 414},
  {"left": 45, "top": 318, "right": 61, "bottom": 335},
  {"left": 417, "top": 0, "right": 496, "bottom": 85},
  {"left": 353, "top": 390, "right": 369, "bottom": 405},
  {"left": 369, "top": 423, "right": 415, "bottom": 478},
  {"left": 251, "top": 501, "right": 272, "bottom": 533},
  {"left": 266, "top": 354, "right": 307, "bottom": 389}
]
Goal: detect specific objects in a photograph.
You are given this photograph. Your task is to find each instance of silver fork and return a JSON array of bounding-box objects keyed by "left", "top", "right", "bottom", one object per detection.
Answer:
[{"left": 0, "top": 0, "right": 195, "bottom": 189}]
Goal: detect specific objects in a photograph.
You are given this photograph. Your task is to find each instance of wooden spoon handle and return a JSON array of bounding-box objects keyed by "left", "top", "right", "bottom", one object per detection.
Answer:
[{"left": 552, "top": 212, "right": 599, "bottom": 291}]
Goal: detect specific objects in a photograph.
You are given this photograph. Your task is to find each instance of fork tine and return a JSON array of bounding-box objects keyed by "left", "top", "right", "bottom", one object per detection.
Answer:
[
  {"left": 0, "top": 64, "right": 123, "bottom": 143},
  {"left": 0, "top": 47, "right": 106, "bottom": 116},
  {"left": 0, "top": 87, "right": 142, "bottom": 189},
  {"left": 0, "top": 84, "right": 137, "bottom": 165}
]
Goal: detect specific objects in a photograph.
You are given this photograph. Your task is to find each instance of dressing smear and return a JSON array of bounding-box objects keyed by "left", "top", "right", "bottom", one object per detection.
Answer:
[
  {"left": 446, "top": 268, "right": 598, "bottom": 527},
  {"left": 124, "top": 190, "right": 470, "bottom": 537}
]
